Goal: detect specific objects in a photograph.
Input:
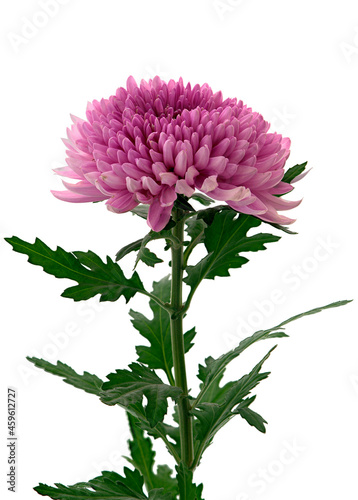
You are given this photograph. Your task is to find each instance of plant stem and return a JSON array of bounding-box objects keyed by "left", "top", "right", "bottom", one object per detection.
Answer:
[{"left": 170, "top": 207, "right": 194, "bottom": 467}]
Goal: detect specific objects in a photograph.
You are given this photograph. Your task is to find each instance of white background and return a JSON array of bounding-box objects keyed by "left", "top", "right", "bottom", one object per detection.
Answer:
[{"left": 1, "top": 1, "right": 358, "bottom": 499}]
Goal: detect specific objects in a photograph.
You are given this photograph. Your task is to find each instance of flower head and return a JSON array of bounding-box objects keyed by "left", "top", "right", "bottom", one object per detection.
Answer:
[{"left": 53, "top": 76, "right": 300, "bottom": 231}]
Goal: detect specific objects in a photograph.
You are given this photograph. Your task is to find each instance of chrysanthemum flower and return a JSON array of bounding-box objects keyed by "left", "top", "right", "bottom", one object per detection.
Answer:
[{"left": 53, "top": 76, "right": 300, "bottom": 231}]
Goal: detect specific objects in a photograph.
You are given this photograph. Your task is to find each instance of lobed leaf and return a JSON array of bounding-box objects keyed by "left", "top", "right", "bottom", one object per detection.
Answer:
[
  {"left": 126, "top": 414, "right": 178, "bottom": 498},
  {"left": 26, "top": 357, "right": 104, "bottom": 396},
  {"left": 176, "top": 463, "right": 204, "bottom": 500},
  {"left": 192, "top": 348, "right": 275, "bottom": 466},
  {"left": 196, "top": 300, "right": 351, "bottom": 407},
  {"left": 34, "top": 467, "right": 172, "bottom": 499},
  {"left": 5, "top": 236, "right": 144, "bottom": 303},
  {"left": 184, "top": 212, "right": 280, "bottom": 294},
  {"left": 101, "top": 363, "right": 182, "bottom": 427}
]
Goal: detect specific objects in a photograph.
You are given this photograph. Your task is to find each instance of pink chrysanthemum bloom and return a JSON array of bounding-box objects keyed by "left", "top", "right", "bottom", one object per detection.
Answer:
[{"left": 53, "top": 76, "right": 301, "bottom": 231}]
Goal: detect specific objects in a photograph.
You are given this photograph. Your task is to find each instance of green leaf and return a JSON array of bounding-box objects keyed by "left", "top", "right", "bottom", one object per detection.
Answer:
[
  {"left": 5, "top": 237, "right": 145, "bottom": 303},
  {"left": 190, "top": 193, "right": 214, "bottom": 206},
  {"left": 137, "top": 247, "right": 164, "bottom": 267},
  {"left": 131, "top": 276, "right": 196, "bottom": 383},
  {"left": 142, "top": 419, "right": 181, "bottom": 464},
  {"left": 184, "top": 212, "right": 280, "bottom": 297},
  {"left": 101, "top": 363, "right": 182, "bottom": 427},
  {"left": 126, "top": 414, "right": 178, "bottom": 498},
  {"left": 134, "top": 229, "right": 176, "bottom": 268},
  {"left": 34, "top": 468, "right": 147, "bottom": 499},
  {"left": 196, "top": 300, "right": 351, "bottom": 407},
  {"left": 148, "top": 490, "right": 174, "bottom": 500},
  {"left": 185, "top": 217, "right": 207, "bottom": 243},
  {"left": 126, "top": 413, "right": 156, "bottom": 490},
  {"left": 196, "top": 369, "right": 236, "bottom": 405},
  {"left": 282, "top": 161, "right": 308, "bottom": 184},
  {"left": 116, "top": 239, "right": 143, "bottom": 261},
  {"left": 26, "top": 357, "right": 103, "bottom": 396},
  {"left": 234, "top": 404, "right": 267, "bottom": 433},
  {"left": 174, "top": 195, "right": 195, "bottom": 212},
  {"left": 176, "top": 463, "right": 204, "bottom": 500},
  {"left": 192, "top": 348, "right": 275, "bottom": 466},
  {"left": 153, "top": 466, "right": 178, "bottom": 498}
]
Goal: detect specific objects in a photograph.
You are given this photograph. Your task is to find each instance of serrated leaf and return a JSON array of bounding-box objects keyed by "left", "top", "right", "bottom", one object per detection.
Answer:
[
  {"left": 140, "top": 408, "right": 181, "bottom": 463},
  {"left": 126, "top": 413, "right": 156, "bottom": 490},
  {"left": 5, "top": 237, "right": 145, "bottom": 303},
  {"left": 126, "top": 414, "right": 178, "bottom": 498},
  {"left": 196, "top": 369, "right": 235, "bottom": 405},
  {"left": 138, "top": 247, "right": 164, "bottom": 267},
  {"left": 176, "top": 463, "right": 204, "bottom": 500},
  {"left": 153, "top": 466, "right": 178, "bottom": 498},
  {"left": 101, "top": 363, "right": 182, "bottom": 427},
  {"left": 185, "top": 217, "right": 207, "bottom": 242},
  {"left": 131, "top": 276, "right": 196, "bottom": 383},
  {"left": 234, "top": 406, "right": 267, "bottom": 433},
  {"left": 34, "top": 468, "right": 147, "bottom": 499},
  {"left": 192, "top": 348, "right": 275, "bottom": 465},
  {"left": 282, "top": 161, "right": 308, "bottom": 184},
  {"left": 184, "top": 212, "right": 280, "bottom": 294},
  {"left": 26, "top": 357, "right": 103, "bottom": 396},
  {"left": 134, "top": 229, "right": 174, "bottom": 269},
  {"left": 196, "top": 300, "right": 350, "bottom": 407}
]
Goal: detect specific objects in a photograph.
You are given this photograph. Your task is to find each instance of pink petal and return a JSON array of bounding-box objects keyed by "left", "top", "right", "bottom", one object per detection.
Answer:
[
  {"left": 142, "top": 176, "right": 162, "bottom": 195},
  {"left": 174, "top": 150, "right": 188, "bottom": 177},
  {"left": 210, "top": 186, "right": 251, "bottom": 202},
  {"left": 51, "top": 190, "right": 106, "bottom": 203},
  {"left": 62, "top": 180, "right": 103, "bottom": 197},
  {"left": 160, "top": 172, "right": 178, "bottom": 186},
  {"left": 175, "top": 179, "right": 195, "bottom": 197},
  {"left": 54, "top": 166, "right": 82, "bottom": 180},
  {"left": 106, "top": 193, "right": 138, "bottom": 213},
  {"left": 147, "top": 199, "right": 172, "bottom": 231},
  {"left": 200, "top": 175, "right": 218, "bottom": 193},
  {"left": 160, "top": 186, "right": 177, "bottom": 207}
]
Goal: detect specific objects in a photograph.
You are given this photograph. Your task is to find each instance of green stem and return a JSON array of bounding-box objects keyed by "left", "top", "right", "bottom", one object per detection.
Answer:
[{"left": 170, "top": 208, "right": 194, "bottom": 468}]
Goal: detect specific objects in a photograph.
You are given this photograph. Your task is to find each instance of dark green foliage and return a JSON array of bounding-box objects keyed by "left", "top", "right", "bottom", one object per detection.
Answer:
[
  {"left": 101, "top": 363, "right": 182, "bottom": 427},
  {"left": 126, "top": 414, "right": 178, "bottom": 498},
  {"left": 5, "top": 237, "right": 144, "bottom": 302},
  {"left": 34, "top": 468, "right": 172, "bottom": 499},
  {"left": 131, "top": 276, "right": 196, "bottom": 383},
  {"left": 282, "top": 161, "right": 308, "bottom": 184},
  {"left": 184, "top": 212, "right": 280, "bottom": 305},
  {"left": 176, "top": 463, "right": 204, "bottom": 500},
  {"left": 26, "top": 357, "right": 103, "bottom": 395},
  {"left": 191, "top": 348, "right": 275, "bottom": 466}
]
